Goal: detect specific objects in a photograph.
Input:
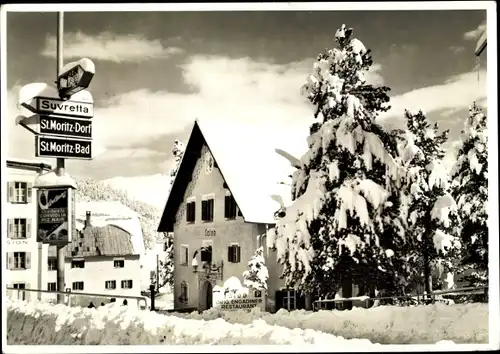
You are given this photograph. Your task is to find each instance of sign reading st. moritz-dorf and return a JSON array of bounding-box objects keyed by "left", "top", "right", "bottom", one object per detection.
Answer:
[
  {"left": 37, "top": 188, "right": 72, "bottom": 244},
  {"left": 36, "top": 97, "right": 94, "bottom": 118},
  {"left": 36, "top": 135, "right": 92, "bottom": 160},
  {"left": 39, "top": 115, "right": 92, "bottom": 139}
]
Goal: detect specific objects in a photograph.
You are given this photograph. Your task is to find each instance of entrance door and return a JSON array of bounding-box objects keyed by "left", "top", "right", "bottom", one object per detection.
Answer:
[{"left": 205, "top": 281, "right": 213, "bottom": 309}]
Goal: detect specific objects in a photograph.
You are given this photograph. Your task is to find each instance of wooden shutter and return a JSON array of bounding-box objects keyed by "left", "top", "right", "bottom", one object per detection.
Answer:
[
  {"left": 25, "top": 252, "right": 31, "bottom": 269},
  {"left": 7, "top": 182, "right": 15, "bottom": 202},
  {"left": 7, "top": 252, "right": 14, "bottom": 270},
  {"left": 227, "top": 246, "right": 232, "bottom": 263},
  {"left": 275, "top": 290, "right": 284, "bottom": 311},
  {"left": 26, "top": 219, "right": 32, "bottom": 238},
  {"left": 186, "top": 203, "right": 191, "bottom": 222},
  {"left": 26, "top": 183, "right": 33, "bottom": 203},
  {"left": 209, "top": 199, "right": 214, "bottom": 221},
  {"left": 224, "top": 196, "right": 230, "bottom": 218},
  {"left": 236, "top": 246, "right": 241, "bottom": 263},
  {"left": 25, "top": 283, "right": 30, "bottom": 301},
  {"left": 201, "top": 200, "right": 207, "bottom": 221},
  {"left": 7, "top": 219, "right": 13, "bottom": 239}
]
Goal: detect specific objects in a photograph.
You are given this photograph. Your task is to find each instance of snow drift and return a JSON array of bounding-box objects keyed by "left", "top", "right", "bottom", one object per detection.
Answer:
[
  {"left": 6, "top": 298, "right": 375, "bottom": 346},
  {"left": 177, "top": 303, "right": 489, "bottom": 344}
]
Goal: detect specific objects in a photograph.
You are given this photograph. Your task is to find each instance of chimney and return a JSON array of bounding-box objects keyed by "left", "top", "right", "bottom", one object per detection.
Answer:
[{"left": 85, "top": 211, "right": 92, "bottom": 229}]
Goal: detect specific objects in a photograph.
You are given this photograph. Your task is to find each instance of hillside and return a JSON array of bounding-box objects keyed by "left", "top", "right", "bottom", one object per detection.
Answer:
[{"left": 74, "top": 178, "right": 162, "bottom": 250}]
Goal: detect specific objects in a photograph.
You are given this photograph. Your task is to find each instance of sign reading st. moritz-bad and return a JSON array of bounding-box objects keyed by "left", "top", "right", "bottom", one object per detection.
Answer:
[
  {"left": 39, "top": 115, "right": 92, "bottom": 139},
  {"left": 36, "top": 135, "right": 92, "bottom": 160},
  {"left": 21, "top": 96, "right": 94, "bottom": 119},
  {"left": 37, "top": 188, "right": 72, "bottom": 244}
]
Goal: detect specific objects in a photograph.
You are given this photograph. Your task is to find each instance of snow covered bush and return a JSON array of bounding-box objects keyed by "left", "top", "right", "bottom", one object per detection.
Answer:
[
  {"left": 158, "top": 235, "right": 174, "bottom": 288},
  {"left": 273, "top": 24, "right": 407, "bottom": 299},
  {"left": 243, "top": 246, "right": 269, "bottom": 293},
  {"left": 398, "top": 110, "right": 461, "bottom": 293},
  {"left": 169, "top": 140, "right": 185, "bottom": 184},
  {"left": 75, "top": 179, "right": 161, "bottom": 249},
  {"left": 450, "top": 103, "right": 488, "bottom": 287}
]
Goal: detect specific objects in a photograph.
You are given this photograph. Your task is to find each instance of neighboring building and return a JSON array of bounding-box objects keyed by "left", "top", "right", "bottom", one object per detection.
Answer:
[
  {"left": 41, "top": 201, "right": 144, "bottom": 304},
  {"left": 158, "top": 119, "right": 301, "bottom": 312},
  {"left": 5, "top": 158, "right": 52, "bottom": 300}
]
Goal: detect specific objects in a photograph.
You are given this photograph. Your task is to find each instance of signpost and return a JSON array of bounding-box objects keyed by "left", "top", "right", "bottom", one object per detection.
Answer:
[
  {"left": 36, "top": 135, "right": 92, "bottom": 160},
  {"left": 36, "top": 188, "right": 73, "bottom": 244},
  {"left": 13, "top": 11, "right": 96, "bottom": 304}
]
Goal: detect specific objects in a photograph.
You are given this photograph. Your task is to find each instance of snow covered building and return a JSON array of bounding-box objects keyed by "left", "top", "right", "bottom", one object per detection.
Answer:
[
  {"left": 158, "top": 119, "right": 305, "bottom": 312},
  {"left": 44, "top": 201, "right": 143, "bottom": 304},
  {"left": 5, "top": 158, "right": 52, "bottom": 300}
]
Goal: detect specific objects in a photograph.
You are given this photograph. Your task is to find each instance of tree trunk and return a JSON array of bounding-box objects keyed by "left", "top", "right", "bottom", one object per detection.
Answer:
[
  {"left": 342, "top": 274, "right": 353, "bottom": 310},
  {"left": 423, "top": 251, "right": 433, "bottom": 303}
]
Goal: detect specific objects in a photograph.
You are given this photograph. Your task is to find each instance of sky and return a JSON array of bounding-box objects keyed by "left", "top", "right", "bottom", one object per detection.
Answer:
[{"left": 2, "top": 5, "right": 490, "bottom": 209}]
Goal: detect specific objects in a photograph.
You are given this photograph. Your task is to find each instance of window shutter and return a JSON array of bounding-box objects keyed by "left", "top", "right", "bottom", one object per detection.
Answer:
[
  {"left": 186, "top": 203, "right": 191, "bottom": 222},
  {"left": 275, "top": 290, "right": 284, "bottom": 311},
  {"left": 227, "top": 246, "right": 232, "bottom": 263},
  {"left": 26, "top": 253, "right": 31, "bottom": 269},
  {"left": 7, "top": 219, "right": 13, "bottom": 239},
  {"left": 224, "top": 196, "right": 230, "bottom": 218},
  {"left": 209, "top": 199, "right": 214, "bottom": 221},
  {"left": 202, "top": 200, "right": 207, "bottom": 220},
  {"left": 7, "top": 182, "right": 14, "bottom": 202},
  {"left": 192, "top": 202, "right": 196, "bottom": 221},
  {"left": 25, "top": 283, "right": 31, "bottom": 301},
  {"left": 236, "top": 246, "right": 241, "bottom": 263},
  {"left": 26, "top": 219, "right": 32, "bottom": 238},
  {"left": 7, "top": 252, "right": 14, "bottom": 270},
  {"left": 26, "top": 183, "right": 33, "bottom": 203}
]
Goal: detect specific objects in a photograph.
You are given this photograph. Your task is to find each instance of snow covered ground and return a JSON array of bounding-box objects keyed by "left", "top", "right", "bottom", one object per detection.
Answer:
[{"left": 6, "top": 297, "right": 488, "bottom": 346}]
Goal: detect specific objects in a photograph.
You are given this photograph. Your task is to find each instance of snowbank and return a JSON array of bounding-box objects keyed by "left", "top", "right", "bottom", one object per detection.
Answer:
[
  {"left": 176, "top": 303, "right": 488, "bottom": 344},
  {"left": 6, "top": 298, "right": 375, "bottom": 346}
]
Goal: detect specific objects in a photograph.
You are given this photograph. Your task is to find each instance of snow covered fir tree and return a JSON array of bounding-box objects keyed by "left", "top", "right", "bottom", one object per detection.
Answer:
[
  {"left": 243, "top": 246, "right": 269, "bottom": 293},
  {"left": 398, "top": 110, "right": 461, "bottom": 294},
  {"left": 450, "top": 103, "right": 489, "bottom": 288},
  {"left": 271, "top": 24, "right": 411, "bottom": 306}
]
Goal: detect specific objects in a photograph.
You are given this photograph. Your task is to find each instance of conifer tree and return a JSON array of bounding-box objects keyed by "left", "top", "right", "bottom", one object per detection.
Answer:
[
  {"left": 243, "top": 246, "right": 269, "bottom": 293},
  {"left": 271, "top": 24, "right": 408, "bottom": 300},
  {"left": 399, "top": 110, "right": 461, "bottom": 294},
  {"left": 450, "top": 103, "right": 488, "bottom": 287}
]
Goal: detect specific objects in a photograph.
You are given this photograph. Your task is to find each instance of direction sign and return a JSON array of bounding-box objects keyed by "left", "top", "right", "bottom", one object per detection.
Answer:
[
  {"left": 58, "top": 58, "right": 95, "bottom": 99},
  {"left": 36, "top": 135, "right": 92, "bottom": 160},
  {"left": 21, "top": 96, "right": 94, "bottom": 119},
  {"left": 39, "top": 115, "right": 92, "bottom": 139}
]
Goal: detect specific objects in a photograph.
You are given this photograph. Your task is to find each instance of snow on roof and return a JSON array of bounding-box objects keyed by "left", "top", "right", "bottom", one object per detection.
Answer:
[
  {"left": 196, "top": 118, "right": 306, "bottom": 224},
  {"left": 76, "top": 200, "right": 138, "bottom": 219},
  {"left": 33, "top": 169, "right": 77, "bottom": 188}
]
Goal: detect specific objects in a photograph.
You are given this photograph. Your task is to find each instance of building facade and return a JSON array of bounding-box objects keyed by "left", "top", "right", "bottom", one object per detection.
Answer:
[
  {"left": 5, "top": 159, "right": 52, "bottom": 300},
  {"left": 158, "top": 119, "right": 302, "bottom": 312}
]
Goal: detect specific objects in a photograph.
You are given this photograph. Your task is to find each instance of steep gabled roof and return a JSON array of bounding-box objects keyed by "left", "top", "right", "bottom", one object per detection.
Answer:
[{"left": 158, "top": 119, "right": 300, "bottom": 232}]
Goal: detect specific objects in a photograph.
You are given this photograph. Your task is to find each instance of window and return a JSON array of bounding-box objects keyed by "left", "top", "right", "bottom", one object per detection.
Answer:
[
  {"left": 186, "top": 198, "right": 196, "bottom": 223},
  {"left": 47, "top": 258, "right": 57, "bottom": 271},
  {"left": 8, "top": 218, "right": 30, "bottom": 239},
  {"left": 105, "top": 280, "right": 116, "bottom": 290},
  {"left": 12, "top": 283, "right": 26, "bottom": 301},
  {"left": 201, "top": 196, "right": 214, "bottom": 222},
  {"left": 71, "top": 260, "right": 85, "bottom": 268},
  {"left": 201, "top": 240, "right": 213, "bottom": 263},
  {"left": 121, "top": 280, "right": 133, "bottom": 289},
  {"left": 179, "top": 281, "right": 188, "bottom": 304},
  {"left": 224, "top": 191, "right": 237, "bottom": 219},
  {"left": 114, "top": 260, "right": 125, "bottom": 268},
  {"left": 180, "top": 245, "right": 189, "bottom": 266},
  {"left": 72, "top": 281, "right": 84, "bottom": 291},
  {"left": 7, "top": 182, "right": 32, "bottom": 203},
  {"left": 282, "top": 290, "right": 297, "bottom": 311},
  {"left": 47, "top": 282, "right": 57, "bottom": 291},
  {"left": 227, "top": 244, "right": 241, "bottom": 263},
  {"left": 9, "top": 252, "right": 30, "bottom": 270}
]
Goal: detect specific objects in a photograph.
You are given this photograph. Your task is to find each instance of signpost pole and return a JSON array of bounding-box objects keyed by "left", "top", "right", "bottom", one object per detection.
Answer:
[{"left": 56, "top": 11, "right": 66, "bottom": 305}]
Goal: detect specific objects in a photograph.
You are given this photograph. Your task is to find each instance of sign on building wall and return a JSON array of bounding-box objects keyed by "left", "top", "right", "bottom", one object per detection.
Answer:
[{"left": 37, "top": 187, "right": 73, "bottom": 244}]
